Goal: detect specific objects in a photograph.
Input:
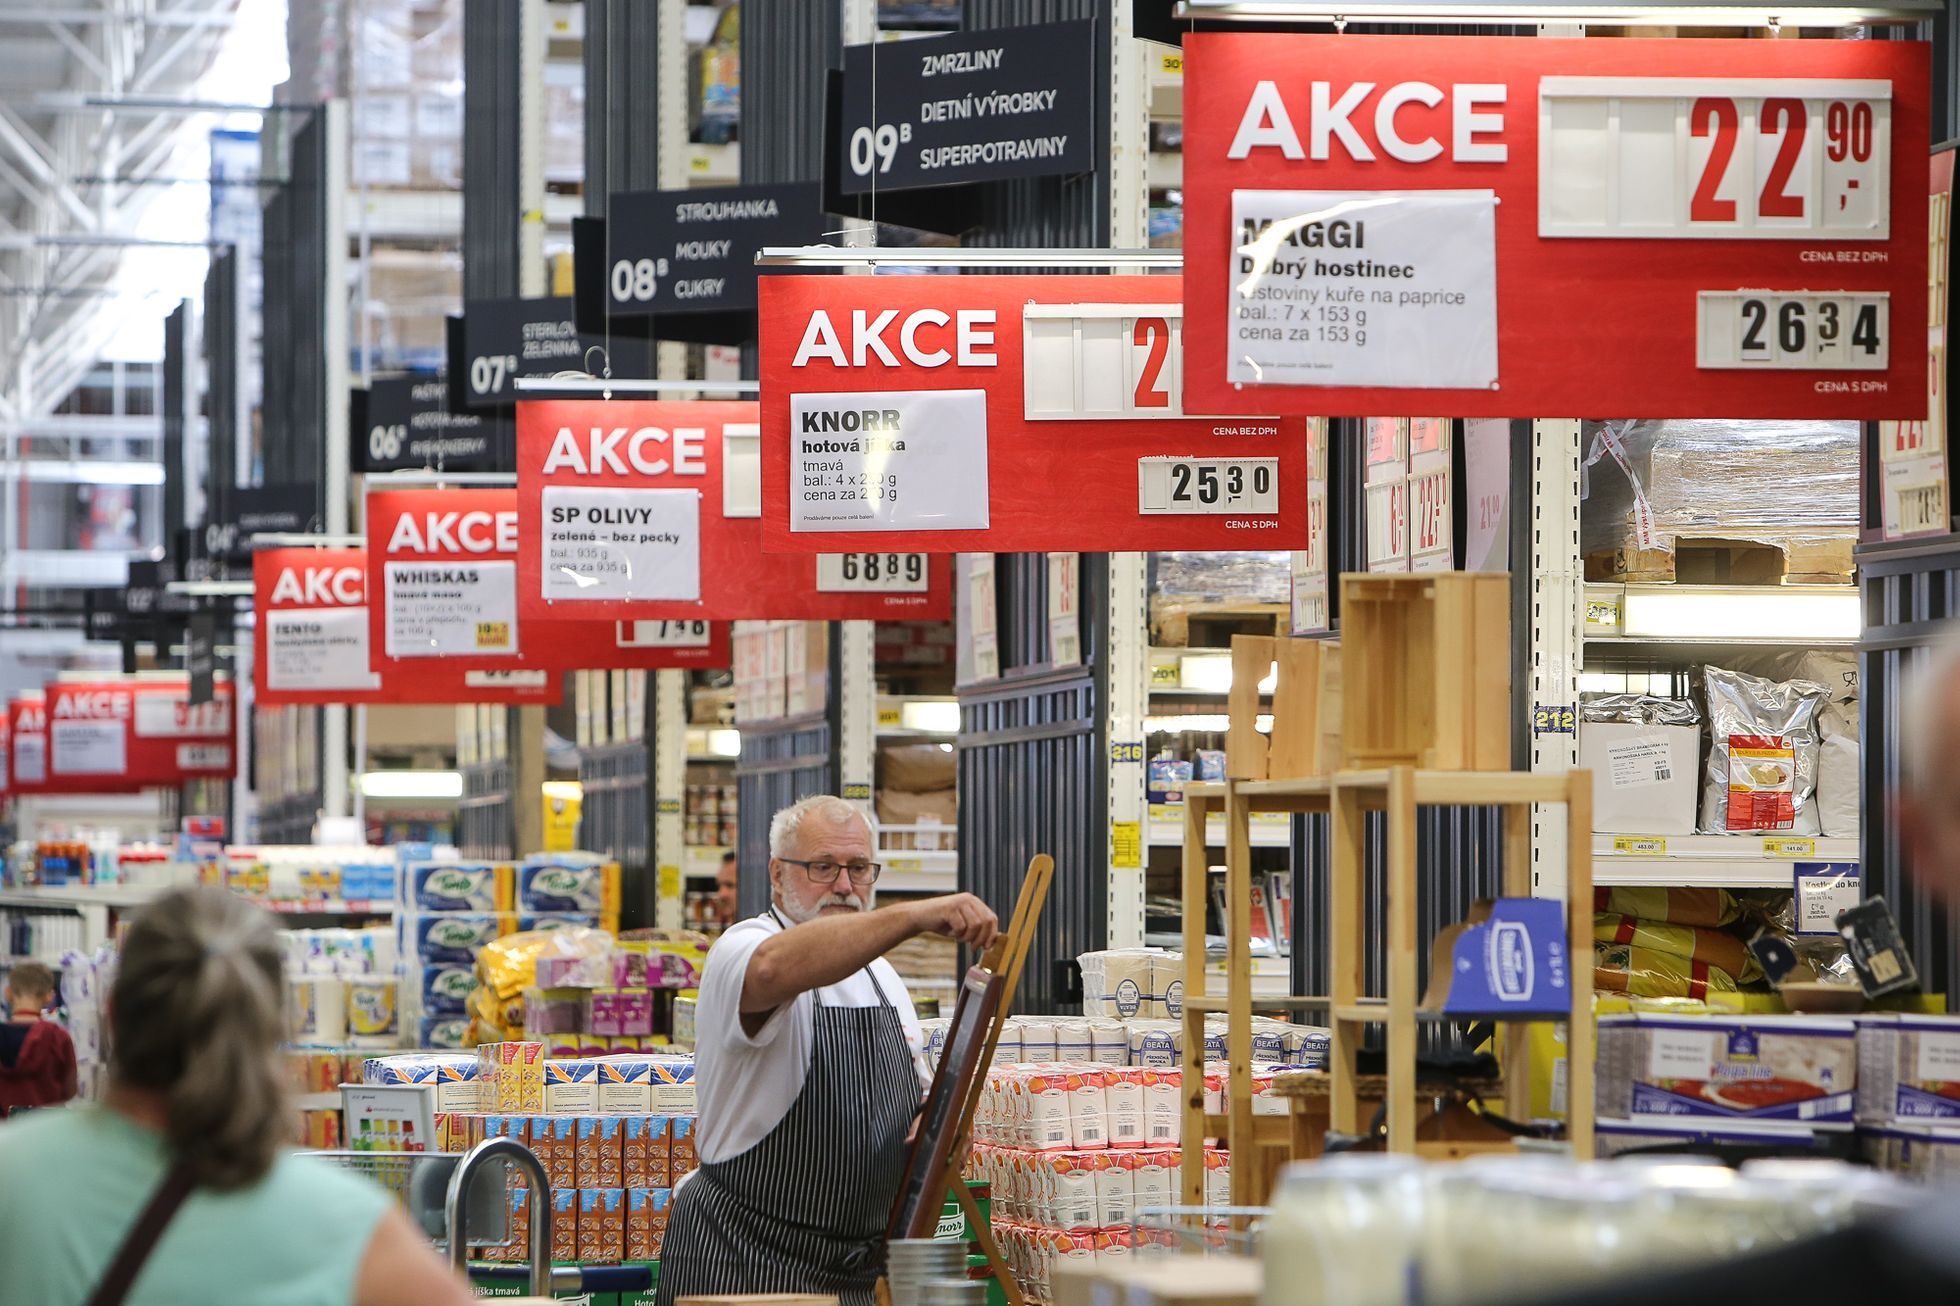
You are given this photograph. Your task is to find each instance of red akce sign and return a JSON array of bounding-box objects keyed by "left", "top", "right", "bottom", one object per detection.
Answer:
[
  {"left": 364, "top": 487, "right": 731, "bottom": 684},
  {"left": 515, "top": 399, "right": 953, "bottom": 621},
  {"left": 758, "top": 274, "right": 1314, "bottom": 552},
  {"left": 254, "top": 547, "right": 562, "bottom": 706},
  {"left": 1181, "top": 34, "right": 1930, "bottom": 419},
  {"left": 44, "top": 678, "right": 236, "bottom": 788},
  {"left": 8, "top": 695, "right": 49, "bottom": 795}
]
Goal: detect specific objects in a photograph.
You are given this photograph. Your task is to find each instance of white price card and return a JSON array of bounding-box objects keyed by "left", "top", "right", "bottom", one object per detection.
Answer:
[
  {"left": 267, "top": 608, "right": 383, "bottom": 692},
  {"left": 788, "top": 388, "right": 990, "bottom": 533},
  {"left": 464, "top": 670, "right": 549, "bottom": 690},
  {"left": 541, "top": 486, "right": 702, "bottom": 602},
  {"left": 385, "top": 559, "right": 519, "bottom": 658},
  {"left": 1884, "top": 461, "right": 1950, "bottom": 538},
  {"left": 1230, "top": 189, "right": 1499, "bottom": 390},
  {"left": 1539, "top": 77, "right": 1891, "bottom": 240},
  {"left": 1648, "top": 1029, "right": 1721, "bottom": 1080},
  {"left": 1365, "top": 479, "right": 1410, "bottom": 572},
  {"left": 176, "top": 744, "right": 231, "bottom": 771},
  {"left": 50, "top": 720, "right": 125, "bottom": 775},
  {"left": 14, "top": 735, "right": 43, "bottom": 784},
  {"left": 135, "top": 695, "right": 230, "bottom": 738},
  {"left": 1697, "top": 291, "right": 1888, "bottom": 370},
  {"left": 615, "top": 620, "right": 712, "bottom": 648},
  {"left": 1024, "top": 304, "right": 1190, "bottom": 420},
  {"left": 1794, "top": 863, "right": 1861, "bottom": 936},
  {"left": 1136, "top": 456, "right": 1280, "bottom": 515},
  {"left": 816, "top": 552, "right": 931, "bottom": 593}
]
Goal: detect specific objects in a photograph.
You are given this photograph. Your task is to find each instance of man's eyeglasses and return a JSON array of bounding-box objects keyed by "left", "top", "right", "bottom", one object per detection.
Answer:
[{"left": 779, "top": 857, "right": 882, "bottom": 886}]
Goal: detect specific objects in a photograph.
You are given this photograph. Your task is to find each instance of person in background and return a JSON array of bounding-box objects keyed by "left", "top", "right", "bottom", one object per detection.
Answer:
[
  {"left": 657, "top": 794, "right": 999, "bottom": 1306},
  {"left": 714, "top": 849, "right": 740, "bottom": 928},
  {"left": 0, "top": 887, "right": 475, "bottom": 1306},
  {"left": 0, "top": 961, "right": 77, "bottom": 1115}
]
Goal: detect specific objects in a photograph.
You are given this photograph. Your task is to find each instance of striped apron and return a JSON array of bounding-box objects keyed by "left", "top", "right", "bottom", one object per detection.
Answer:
[{"left": 655, "top": 964, "right": 919, "bottom": 1306}]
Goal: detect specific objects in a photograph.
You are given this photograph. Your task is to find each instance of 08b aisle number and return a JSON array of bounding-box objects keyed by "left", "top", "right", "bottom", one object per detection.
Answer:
[
  {"left": 816, "top": 553, "right": 930, "bottom": 593},
  {"left": 1138, "top": 457, "right": 1280, "bottom": 515},
  {"left": 1697, "top": 291, "right": 1888, "bottom": 370}
]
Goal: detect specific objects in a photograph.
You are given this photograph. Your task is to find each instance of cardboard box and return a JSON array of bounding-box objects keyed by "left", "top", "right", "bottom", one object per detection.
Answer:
[
  {"left": 578, "top": 1187, "right": 625, "bottom": 1262},
  {"left": 1597, "top": 1013, "right": 1857, "bottom": 1125},
  {"left": 545, "top": 1061, "right": 599, "bottom": 1115},
  {"left": 577, "top": 1116, "right": 625, "bottom": 1188},
  {"left": 627, "top": 1186, "right": 673, "bottom": 1261},
  {"left": 599, "top": 1059, "right": 653, "bottom": 1113},
  {"left": 1580, "top": 721, "right": 1700, "bottom": 834},
  {"left": 1857, "top": 1014, "right": 1960, "bottom": 1125},
  {"left": 670, "top": 1116, "right": 696, "bottom": 1178}
]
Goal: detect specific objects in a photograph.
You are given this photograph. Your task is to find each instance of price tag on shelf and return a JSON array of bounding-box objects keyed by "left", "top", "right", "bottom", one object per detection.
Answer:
[
  {"left": 1697, "top": 292, "right": 1889, "bottom": 370},
  {"left": 1611, "top": 835, "right": 1670, "bottom": 856},
  {"left": 1763, "top": 836, "right": 1819, "bottom": 858},
  {"left": 1794, "top": 861, "right": 1860, "bottom": 935},
  {"left": 1112, "top": 820, "right": 1143, "bottom": 869},
  {"left": 877, "top": 707, "right": 903, "bottom": 729},
  {"left": 816, "top": 552, "right": 931, "bottom": 593},
  {"left": 1539, "top": 78, "right": 1892, "bottom": 240},
  {"left": 887, "top": 856, "right": 924, "bottom": 874},
  {"left": 1584, "top": 596, "right": 1623, "bottom": 633},
  {"left": 1137, "top": 456, "right": 1280, "bottom": 515},
  {"left": 176, "top": 744, "right": 231, "bottom": 771}
]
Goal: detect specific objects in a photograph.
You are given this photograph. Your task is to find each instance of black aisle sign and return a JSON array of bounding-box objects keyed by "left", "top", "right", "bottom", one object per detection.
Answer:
[
  {"left": 356, "top": 375, "right": 496, "bottom": 473},
  {"left": 208, "top": 484, "right": 316, "bottom": 564},
  {"left": 449, "top": 296, "right": 622, "bottom": 410},
  {"left": 835, "top": 21, "right": 1094, "bottom": 196},
  {"left": 187, "top": 611, "right": 216, "bottom": 705},
  {"left": 589, "top": 182, "right": 830, "bottom": 345}
]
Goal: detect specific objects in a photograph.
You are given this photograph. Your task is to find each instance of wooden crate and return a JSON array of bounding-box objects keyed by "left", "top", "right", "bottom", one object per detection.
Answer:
[
  {"left": 1150, "top": 599, "right": 1289, "bottom": 649},
  {"left": 1339, "top": 573, "right": 1510, "bottom": 772},
  {"left": 1224, "top": 634, "right": 1333, "bottom": 781}
]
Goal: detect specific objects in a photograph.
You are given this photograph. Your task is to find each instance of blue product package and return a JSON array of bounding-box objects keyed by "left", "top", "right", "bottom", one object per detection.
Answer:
[
  {"left": 1434, "top": 898, "right": 1569, "bottom": 1018},
  {"left": 418, "top": 1016, "right": 473, "bottom": 1050},
  {"left": 517, "top": 861, "right": 607, "bottom": 913},
  {"left": 406, "top": 862, "right": 502, "bottom": 912},
  {"left": 416, "top": 962, "right": 479, "bottom": 1014},
  {"left": 518, "top": 912, "right": 596, "bottom": 933},
  {"left": 403, "top": 912, "right": 505, "bottom": 963}
]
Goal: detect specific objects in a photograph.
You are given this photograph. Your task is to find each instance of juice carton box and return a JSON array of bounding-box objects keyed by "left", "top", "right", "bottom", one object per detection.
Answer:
[
  {"left": 669, "top": 1116, "right": 696, "bottom": 1178},
  {"left": 623, "top": 1116, "right": 662, "bottom": 1188},
  {"left": 538, "top": 1116, "right": 577, "bottom": 1192},
  {"left": 551, "top": 1188, "right": 578, "bottom": 1264},
  {"left": 626, "top": 1187, "right": 657, "bottom": 1261},
  {"left": 577, "top": 1116, "right": 625, "bottom": 1188},
  {"left": 578, "top": 1188, "right": 624, "bottom": 1263}
]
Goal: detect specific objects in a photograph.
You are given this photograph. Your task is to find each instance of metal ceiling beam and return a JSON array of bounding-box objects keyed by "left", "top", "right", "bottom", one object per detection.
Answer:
[
  {"left": 0, "top": 105, "right": 96, "bottom": 229},
  {"left": 0, "top": 9, "right": 234, "bottom": 28},
  {"left": 44, "top": 21, "right": 113, "bottom": 85}
]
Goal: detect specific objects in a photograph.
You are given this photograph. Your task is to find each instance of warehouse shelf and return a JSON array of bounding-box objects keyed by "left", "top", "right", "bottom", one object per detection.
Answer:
[
  {"left": 875, "top": 696, "right": 960, "bottom": 738},
  {"left": 1581, "top": 583, "right": 1860, "bottom": 647},
  {"left": 1146, "top": 803, "right": 1293, "bottom": 848},
  {"left": 876, "top": 854, "right": 957, "bottom": 895},
  {"left": 682, "top": 845, "right": 730, "bottom": 879},
  {"left": 1592, "top": 832, "right": 1858, "bottom": 888},
  {"left": 0, "top": 884, "right": 169, "bottom": 910}
]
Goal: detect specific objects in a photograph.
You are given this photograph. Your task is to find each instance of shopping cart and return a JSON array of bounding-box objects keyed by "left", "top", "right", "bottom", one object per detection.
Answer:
[{"left": 307, "top": 1137, "right": 654, "bottom": 1299}]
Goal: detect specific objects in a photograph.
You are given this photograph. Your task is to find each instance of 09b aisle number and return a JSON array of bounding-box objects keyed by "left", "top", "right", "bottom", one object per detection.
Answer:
[
  {"left": 1539, "top": 78, "right": 1890, "bottom": 239},
  {"left": 1698, "top": 291, "right": 1888, "bottom": 370},
  {"left": 816, "top": 553, "right": 930, "bottom": 593}
]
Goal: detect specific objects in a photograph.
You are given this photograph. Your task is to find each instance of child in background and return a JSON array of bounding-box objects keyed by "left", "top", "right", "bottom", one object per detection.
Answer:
[{"left": 0, "top": 963, "right": 78, "bottom": 1116}]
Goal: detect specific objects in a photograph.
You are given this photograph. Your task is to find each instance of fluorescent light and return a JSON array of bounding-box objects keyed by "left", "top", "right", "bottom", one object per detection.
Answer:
[
  {"left": 757, "top": 246, "right": 1182, "bottom": 269},
  {"left": 899, "top": 700, "right": 961, "bottom": 734},
  {"left": 1175, "top": 0, "right": 1932, "bottom": 23},
  {"left": 361, "top": 471, "right": 516, "bottom": 488},
  {"left": 1145, "top": 714, "right": 1275, "bottom": 733},
  {"left": 1619, "top": 587, "right": 1860, "bottom": 642},
  {"left": 512, "top": 377, "right": 760, "bottom": 395},
  {"left": 250, "top": 533, "right": 363, "bottom": 548},
  {"left": 164, "top": 580, "right": 253, "bottom": 596},
  {"left": 542, "top": 780, "right": 584, "bottom": 802},
  {"left": 706, "top": 729, "right": 740, "bottom": 759},
  {"left": 359, "top": 770, "right": 464, "bottom": 800}
]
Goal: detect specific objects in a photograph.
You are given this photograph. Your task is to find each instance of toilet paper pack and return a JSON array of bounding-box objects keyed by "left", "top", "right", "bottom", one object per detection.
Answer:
[
  {"left": 400, "top": 912, "right": 508, "bottom": 964},
  {"left": 402, "top": 862, "right": 508, "bottom": 912}
]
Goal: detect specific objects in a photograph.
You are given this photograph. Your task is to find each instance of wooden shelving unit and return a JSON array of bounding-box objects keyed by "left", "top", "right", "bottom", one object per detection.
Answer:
[{"left": 1178, "top": 768, "right": 1596, "bottom": 1205}]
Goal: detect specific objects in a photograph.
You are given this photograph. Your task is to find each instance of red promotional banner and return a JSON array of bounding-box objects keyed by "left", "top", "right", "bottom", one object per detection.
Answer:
[
  {"left": 1182, "top": 34, "right": 1930, "bottom": 419},
  {"left": 363, "top": 487, "right": 731, "bottom": 684},
  {"left": 515, "top": 399, "right": 953, "bottom": 622},
  {"left": 254, "top": 547, "right": 563, "bottom": 706},
  {"left": 758, "top": 274, "right": 1314, "bottom": 552},
  {"left": 6, "top": 695, "right": 40, "bottom": 796},
  {"left": 44, "top": 678, "right": 236, "bottom": 788}
]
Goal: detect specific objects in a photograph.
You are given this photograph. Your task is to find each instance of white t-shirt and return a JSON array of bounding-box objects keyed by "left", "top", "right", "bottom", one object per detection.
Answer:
[{"left": 692, "top": 911, "right": 928, "bottom": 1165}]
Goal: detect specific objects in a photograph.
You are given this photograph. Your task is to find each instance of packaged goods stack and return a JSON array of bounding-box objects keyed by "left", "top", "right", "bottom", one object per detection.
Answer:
[
  {"left": 353, "top": 1046, "right": 697, "bottom": 1274},
  {"left": 287, "top": 1050, "right": 371, "bottom": 1148},
  {"left": 1147, "top": 553, "right": 1293, "bottom": 648},
  {"left": 1857, "top": 1014, "right": 1960, "bottom": 1178},
  {"left": 284, "top": 924, "right": 402, "bottom": 1048},
  {"left": 218, "top": 845, "right": 402, "bottom": 906}
]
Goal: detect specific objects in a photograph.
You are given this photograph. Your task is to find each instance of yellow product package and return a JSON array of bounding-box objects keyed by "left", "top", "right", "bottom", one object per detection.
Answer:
[
  {"left": 1594, "top": 886, "right": 1740, "bottom": 929},
  {"left": 1593, "top": 914, "right": 1755, "bottom": 979},
  {"left": 1594, "top": 940, "right": 1740, "bottom": 1001}
]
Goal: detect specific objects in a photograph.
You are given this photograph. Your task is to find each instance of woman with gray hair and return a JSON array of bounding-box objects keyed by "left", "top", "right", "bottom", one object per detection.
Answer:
[{"left": 0, "top": 886, "right": 474, "bottom": 1306}]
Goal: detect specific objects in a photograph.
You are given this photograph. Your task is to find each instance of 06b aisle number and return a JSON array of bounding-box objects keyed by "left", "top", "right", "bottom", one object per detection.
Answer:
[
  {"left": 1698, "top": 291, "right": 1888, "bottom": 370},
  {"left": 816, "top": 553, "right": 931, "bottom": 593}
]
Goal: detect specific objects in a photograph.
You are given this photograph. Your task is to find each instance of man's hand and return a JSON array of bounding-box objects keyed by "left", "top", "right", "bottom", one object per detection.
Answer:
[{"left": 906, "top": 893, "right": 1000, "bottom": 950}]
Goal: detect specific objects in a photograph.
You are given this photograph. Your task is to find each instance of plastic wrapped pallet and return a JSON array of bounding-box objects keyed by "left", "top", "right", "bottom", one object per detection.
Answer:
[
  {"left": 1699, "top": 666, "right": 1829, "bottom": 835},
  {"left": 1149, "top": 552, "right": 1292, "bottom": 645},
  {"left": 1580, "top": 419, "right": 1858, "bottom": 581}
]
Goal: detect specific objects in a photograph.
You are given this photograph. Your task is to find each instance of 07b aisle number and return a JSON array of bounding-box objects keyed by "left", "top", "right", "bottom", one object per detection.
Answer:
[
  {"left": 816, "top": 553, "right": 931, "bottom": 593},
  {"left": 1698, "top": 291, "right": 1888, "bottom": 370},
  {"left": 1539, "top": 78, "right": 1890, "bottom": 239}
]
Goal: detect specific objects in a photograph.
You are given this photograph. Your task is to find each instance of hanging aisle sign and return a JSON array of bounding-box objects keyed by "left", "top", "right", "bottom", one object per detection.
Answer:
[
  {"left": 758, "top": 274, "right": 1312, "bottom": 553},
  {"left": 252, "top": 547, "right": 560, "bottom": 706},
  {"left": 355, "top": 376, "right": 496, "bottom": 473},
  {"left": 1182, "top": 34, "right": 1931, "bottom": 419},
  {"left": 515, "top": 398, "right": 953, "bottom": 621},
  {"left": 833, "top": 21, "right": 1095, "bottom": 195},
  {"left": 450, "top": 297, "right": 617, "bottom": 410},
  {"left": 364, "top": 486, "right": 731, "bottom": 683}
]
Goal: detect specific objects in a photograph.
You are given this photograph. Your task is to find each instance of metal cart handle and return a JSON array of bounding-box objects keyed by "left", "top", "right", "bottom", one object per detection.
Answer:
[
  {"left": 471, "top": 1264, "right": 658, "bottom": 1294},
  {"left": 445, "top": 1137, "right": 553, "bottom": 1298}
]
